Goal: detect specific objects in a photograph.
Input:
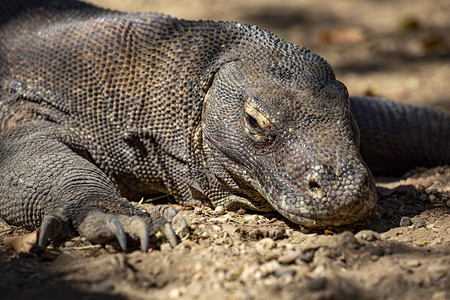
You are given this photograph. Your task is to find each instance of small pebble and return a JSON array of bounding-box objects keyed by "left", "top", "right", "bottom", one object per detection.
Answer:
[
  {"left": 399, "top": 216, "right": 412, "bottom": 227},
  {"left": 308, "top": 277, "right": 327, "bottom": 291},
  {"left": 370, "top": 247, "right": 385, "bottom": 257},
  {"left": 298, "top": 249, "right": 315, "bottom": 263},
  {"left": 222, "top": 223, "right": 237, "bottom": 235},
  {"left": 405, "top": 260, "right": 421, "bottom": 268},
  {"left": 237, "top": 208, "right": 246, "bottom": 215},
  {"left": 214, "top": 205, "right": 226, "bottom": 215},
  {"left": 418, "top": 193, "right": 429, "bottom": 202},
  {"left": 278, "top": 250, "right": 301, "bottom": 264},
  {"left": 63, "top": 240, "right": 76, "bottom": 247},
  {"left": 248, "top": 229, "right": 263, "bottom": 240},
  {"left": 335, "top": 231, "right": 360, "bottom": 249},
  {"left": 97, "top": 280, "right": 115, "bottom": 292},
  {"left": 267, "top": 227, "right": 286, "bottom": 239},
  {"left": 431, "top": 291, "right": 447, "bottom": 300},
  {"left": 259, "top": 260, "right": 280, "bottom": 276},
  {"left": 428, "top": 195, "right": 438, "bottom": 203},
  {"left": 427, "top": 264, "right": 448, "bottom": 281},
  {"left": 274, "top": 267, "right": 297, "bottom": 278},
  {"left": 414, "top": 219, "right": 426, "bottom": 228},
  {"left": 160, "top": 243, "right": 172, "bottom": 252},
  {"left": 214, "top": 237, "right": 225, "bottom": 245},
  {"left": 105, "top": 242, "right": 121, "bottom": 253},
  {"left": 244, "top": 215, "right": 259, "bottom": 222},
  {"left": 169, "top": 288, "right": 185, "bottom": 299},
  {"left": 256, "top": 237, "right": 276, "bottom": 253},
  {"left": 355, "top": 230, "right": 379, "bottom": 242}
]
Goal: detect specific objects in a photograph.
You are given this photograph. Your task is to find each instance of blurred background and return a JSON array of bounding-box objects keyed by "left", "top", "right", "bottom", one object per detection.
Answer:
[{"left": 84, "top": 0, "right": 450, "bottom": 110}]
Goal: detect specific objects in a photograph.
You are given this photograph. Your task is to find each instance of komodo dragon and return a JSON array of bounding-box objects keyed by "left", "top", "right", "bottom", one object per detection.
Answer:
[{"left": 0, "top": 0, "right": 449, "bottom": 252}]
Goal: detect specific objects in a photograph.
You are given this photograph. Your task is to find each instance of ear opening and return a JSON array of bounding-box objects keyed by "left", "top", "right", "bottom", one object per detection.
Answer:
[{"left": 201, "top": 58, "right": 244, "bottom": 93}]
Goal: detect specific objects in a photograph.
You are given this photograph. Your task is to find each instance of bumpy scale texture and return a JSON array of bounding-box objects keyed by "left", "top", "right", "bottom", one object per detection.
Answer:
[{"left": 0, "top": 0, "right": 449, "bottom": 247}]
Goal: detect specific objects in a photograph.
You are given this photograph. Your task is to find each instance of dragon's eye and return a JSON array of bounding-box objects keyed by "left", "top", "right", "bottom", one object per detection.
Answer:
[
  {"left": 244, "top": 101, "right": 272, "bottom": 140},
  {"left": 245, "top": 113, "right": 262, "bottom": 134}
]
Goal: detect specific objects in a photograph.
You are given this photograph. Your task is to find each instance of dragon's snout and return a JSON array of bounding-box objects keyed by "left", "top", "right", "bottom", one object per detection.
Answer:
[{"left": 266, "top": 160, "right": 377, "bottom": 228}]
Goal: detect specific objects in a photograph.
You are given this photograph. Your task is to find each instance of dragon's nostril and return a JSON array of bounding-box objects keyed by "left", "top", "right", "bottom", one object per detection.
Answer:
[
  {"left": 308, "top": 180, "right": 321, "bottom": 191},
  {"left": 308, "top": 179, "right": 324, "bottom": 198}
]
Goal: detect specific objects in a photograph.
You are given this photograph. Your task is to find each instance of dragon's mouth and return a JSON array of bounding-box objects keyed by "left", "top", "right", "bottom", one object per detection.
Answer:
[
  {"left": 276, "top": 203, "right": 376, "bottom": 228},
  {"left": 203, "top": 133, "right": 377, "bottom": 228},
  {"left": 265, "top": 191, "right": 377, "bottom": 228}
]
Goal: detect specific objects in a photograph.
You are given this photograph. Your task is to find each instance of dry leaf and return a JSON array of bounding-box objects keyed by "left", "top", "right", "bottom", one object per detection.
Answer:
[
  {"left": 404, "top": 178, "right": 433, "bottom": 191},
  {"left": 320, "top": 27, "right": 365, "bottom": 45},
  {"left": 377, "top": 177, "right": 433, "bottom": 197},
  {"left": 4, "top": 228, "right": 40, "bottom": 253}
]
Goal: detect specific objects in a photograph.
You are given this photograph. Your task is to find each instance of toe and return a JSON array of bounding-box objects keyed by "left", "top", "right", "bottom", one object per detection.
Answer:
[
  {"left": 116, "top": 215, "right": 150, "bottom": 252},
  {"left": 106, "top": 216, "right": 127, "bottom": 251},
  {"left": 152, "top": 205, "right": 189, "bottom": 236},
  {"left": 38, "top": 214, "right": 70, "bottom": 247},
  {"left": 161, "top": 222, "right": 178, "bottom": 248}
]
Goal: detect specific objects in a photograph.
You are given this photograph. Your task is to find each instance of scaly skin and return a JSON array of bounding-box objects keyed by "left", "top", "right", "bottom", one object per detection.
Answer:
[{"left": 0, "top": 0, "right": 448, "bottom": 249}]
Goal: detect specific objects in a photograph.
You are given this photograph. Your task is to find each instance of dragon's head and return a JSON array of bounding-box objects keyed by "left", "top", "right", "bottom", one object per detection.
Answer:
[{"left": 200, "top": 53, "right": 376, "bottom": 228}]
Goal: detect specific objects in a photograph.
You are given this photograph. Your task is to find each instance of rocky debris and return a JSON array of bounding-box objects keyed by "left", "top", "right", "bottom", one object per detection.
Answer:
[
  {"left": 400, "top": 216, "right": 413, "bottom": 227},
  {"left": 278, "top": 250, "right": 301, "bottom": 264},
  {"left": 414, "top": 219, "right": 427, "bottom": 228},
  {"left": 354, "top": 230, "right": 379, "bottom": 243},
  {"left": 256, "top": 237, "right": 276, "bottom": 254},
  {"left": 214, "top": 206, "right": 226, "bottom": 215},
  {"left": 429, "top": 194, "right": 439, "bottom": 203},
  {"left": 0, "top": 0, "right": 449, "bottom": 295},
  {"left": 247, "top": 227, "right": 286, "bottom": 240},
  {"left": 370, "top": 247, "right": 385, "bottom": 257},
  {"left": 1, "top": 163, "right": 449, "bottom": 300},
  {"left": 308, "top": 277, "right": 327, "bottom": 291}
]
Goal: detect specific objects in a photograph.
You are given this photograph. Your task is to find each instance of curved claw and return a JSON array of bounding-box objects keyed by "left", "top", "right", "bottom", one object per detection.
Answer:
[
  {"left": 79, "top": 212, "right": 153, "bottom": 252},
  {"left": 79, "top": 211, "right": 127, "bottom": 249},
  {"left": 135, "top": 218, "right": 149, "bottom": 253},
  {"left": 38, "top": 215, "right": 67, "bottom": 247},
  {"left": 75, "top": 208, "right": 184, "bottom": 251},
  {"left": 153, "top": 205, "right": 189, "bottom": 236},
  {"left": 117, "top": 215, "right": 150, "bottom": 252},
  {"left": 106, "top": 216, "right": 127, "bottom": 251},
  {"left": 162, "top": 222, "right": 178, "bottom": 248},
  {"left": 38, "top": 216, "right": 54, "bottom": 247}
]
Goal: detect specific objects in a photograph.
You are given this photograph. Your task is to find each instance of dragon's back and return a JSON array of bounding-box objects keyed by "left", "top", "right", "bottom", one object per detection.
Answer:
[{"left": 0, "top": 0, "right": 98, "bottom": 25}]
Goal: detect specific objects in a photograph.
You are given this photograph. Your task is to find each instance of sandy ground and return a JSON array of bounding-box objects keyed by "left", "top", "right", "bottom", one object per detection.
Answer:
[{"left": 1, "top": 0, "right": 449, "bottom": 299}]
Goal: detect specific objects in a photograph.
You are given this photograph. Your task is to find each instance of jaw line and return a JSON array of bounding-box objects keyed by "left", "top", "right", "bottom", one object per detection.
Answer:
[
  {"left": 246, "top": 174, "right": 376, "bottom": 228},
  {"left": 265, "top": 194, "right": 377, "bottom": 228},
  {"left": 203, "top": 136, "right": 376, "bottom": 228}
]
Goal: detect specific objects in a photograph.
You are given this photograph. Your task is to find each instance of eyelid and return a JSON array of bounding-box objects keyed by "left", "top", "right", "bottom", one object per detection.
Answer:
[{"left": 244, "top": 101, "right": 272, "bottom": 130}]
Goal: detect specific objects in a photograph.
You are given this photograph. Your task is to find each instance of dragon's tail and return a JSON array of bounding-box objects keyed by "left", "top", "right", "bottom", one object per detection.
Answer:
[{"left": 350, "top": 96, "right": 450, "bottom": 175}]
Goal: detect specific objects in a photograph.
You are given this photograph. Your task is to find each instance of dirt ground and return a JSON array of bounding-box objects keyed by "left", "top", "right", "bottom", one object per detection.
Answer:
[{"left": 1, "top": 0, "right": 449, "bottom": 299}]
